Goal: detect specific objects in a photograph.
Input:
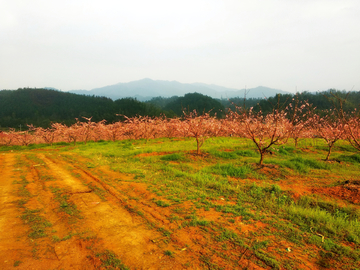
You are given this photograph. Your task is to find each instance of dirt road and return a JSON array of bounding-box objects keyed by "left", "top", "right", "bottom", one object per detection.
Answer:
[{"left": 0, "top": 152, "right": 207, "bottom": 269}]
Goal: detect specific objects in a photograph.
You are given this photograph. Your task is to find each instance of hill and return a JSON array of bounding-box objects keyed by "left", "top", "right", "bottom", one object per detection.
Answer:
[
  {"left": 0, "top": 89, "right": 225, "bottom": 129},
  {"left": 69, "top": 79, "right": 290, "bottom": 101},
  {"left": 163, "top": 93, "right": 225, "bottom": 117},
  {"left": 0, "top": 88, "right": 165, "bottom": 129},
  {"left": 1, "top": 87, "right": 359, "bottom": 130}
]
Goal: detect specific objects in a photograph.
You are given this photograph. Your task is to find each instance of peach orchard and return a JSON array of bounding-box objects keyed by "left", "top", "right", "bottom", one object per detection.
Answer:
[{"left": 1, "top": 103, "right": 359, "bottom": 165}]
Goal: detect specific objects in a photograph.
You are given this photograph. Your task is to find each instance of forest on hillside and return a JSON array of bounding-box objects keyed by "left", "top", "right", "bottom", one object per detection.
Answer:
[
  {"left": 0, "top": 88, "right": 166, "bottom": 129},
  {"left": 0, "top": 89, "right": 225, "bottom": 129},
  {"left": 0, "top": 88, "right": 359, "bottom": 130}
]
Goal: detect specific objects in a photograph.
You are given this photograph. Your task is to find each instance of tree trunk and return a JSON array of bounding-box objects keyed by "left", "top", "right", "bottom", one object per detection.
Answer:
[
  {"left": 196, "top": 137, "right": 200, "bottom": 155},
  {"left": 259, "top": 150, "right": 264, "bottom": 165},
  {"left": 325, "top": 144, "right": 333, "bottom": 161}
]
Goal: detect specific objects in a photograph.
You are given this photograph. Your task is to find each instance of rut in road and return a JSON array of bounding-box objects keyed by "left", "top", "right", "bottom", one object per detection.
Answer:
[
  {"left": 0, "top": 154, "right": 33, "bottom": 268},
  {"left": 37, "top": 153, "right": 189, "bottom": 269}
]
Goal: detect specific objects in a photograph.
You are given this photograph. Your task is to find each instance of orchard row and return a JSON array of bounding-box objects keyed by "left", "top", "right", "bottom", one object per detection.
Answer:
[{"left": 1, "top": 105, "right": 359, "bottom": 164}]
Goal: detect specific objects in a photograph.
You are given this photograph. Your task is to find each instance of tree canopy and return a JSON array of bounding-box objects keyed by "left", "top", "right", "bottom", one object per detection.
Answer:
[{"left": 163, "top": 92, "right": 225, "bottom": 117}]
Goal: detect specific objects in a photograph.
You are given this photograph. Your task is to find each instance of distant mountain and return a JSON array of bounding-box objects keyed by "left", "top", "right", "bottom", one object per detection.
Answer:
[{"left": 68, "top": 79, "right": 290, "bottom": 101}]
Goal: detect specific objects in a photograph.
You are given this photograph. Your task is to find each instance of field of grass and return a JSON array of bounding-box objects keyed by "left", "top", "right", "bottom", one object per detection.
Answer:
[{"left": 0, "top": 137, "right": 359, "bottom": 269}]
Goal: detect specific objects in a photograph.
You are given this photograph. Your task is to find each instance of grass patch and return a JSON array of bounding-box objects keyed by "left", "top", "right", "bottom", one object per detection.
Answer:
[
  {"left": 275, "top": 146, "right": 296, "bottom": 156},
  {"left": 273, "top": 157, "right": 331, "bottom": 173},
  {"left": 209, "top": 150, "right": 238, "bottom": 159},
  {"left": 164, "top": 250, "right": 175, "bottom": 257},
  {"left": 210, "top": 163, "right": 254, "bottom": 178},
  {"left": 182, "top": 215, "right": 212, "bottom": 227},
  {"left": 25, "top": 154, "right": 46, "bottom": 166},
  {"left": 155, "top": 200, "right": 171, "bottom": 207},
  {"left": 13, "top": 261, "right": 22, "bottom": 267},
  {"left": 21, "top": 209, "right": 52, "bottom": 239},
  {"left": 50, "top": 186, "right": 81, "bottom": 220},
  {"left": 254, "top": 250, "right": 280, "bottom": 269},
  {"left": 215, "top": 228, "right": 243, "bottom": 245},
  {"left": 286, "top": 204, "right": 360, "bottom": 243},
  {"left": 234, "top": 149, "right": 258, "bottom": 157},
  {"left": 13, "top": 175, "right": 32, "bottom": 198},
  {"left": 160, "top": 153, "right": 185, "bottom": 161},
  {"left": 337, "top": 153, "right": 360, "bottom": 164}
]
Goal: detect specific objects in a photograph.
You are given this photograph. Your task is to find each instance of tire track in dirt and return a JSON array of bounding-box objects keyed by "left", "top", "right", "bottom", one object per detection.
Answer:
[
  {"left": 58, "top": 154, "right": 269, "bottom": 269},
  {"left": 52, "top": 154, "right": 264, "bottom": 269},
  {"left": 39, "top": 153, "right": 187, "bottom": 269},
  {"left": 0, "top": 153, "right": 42, "bottom": 269},
  {"left": 0, "top": 152, "right": 120, "bottom": 270},
  {"left": 1, "top": 151, "right": 273, "bottom": 269},
  {"left": 0, "top": 153, "right": 97, "bottom": 270}
]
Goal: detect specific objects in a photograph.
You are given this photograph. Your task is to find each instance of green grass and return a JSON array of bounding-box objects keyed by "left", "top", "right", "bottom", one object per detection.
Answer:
[
  {"left": 209, "top": 149, "right": 258, "bottom": 159},
  {"left": 337, "top": 153, "right": 360, "bottom": 164},
  {"left": 21, "top": 209, "right": 52, "bottom": 239},
  {"left": 254, "top": 250, "right": 280, "bottom": 269},
  {"left": 155, "top": 200, "right": 171, "bottom": 207},
  {"left": 234, "top": 149, "right": 258, "bottom": 157},
  {"left": 13, "top": 261, "right": 22, "bottom": 267},
  {"left": 182, "top": 215, "right": 212, "bottom": 227},
  {"left": 11, "top": 160, "right": 53, "bottom": 240},
  {"left": 164, "top": 250, "right": 175, "bottom": 257},
  {"left": 25, "top": 153, "right": 46, "bottom": 166},
  {"left": 209, "top": 149, "right": 238, "bottom": 159},
  {"left": 52, "top": 233, "right": 74, "bottom": 242},
  {"left": 215, "top": 227, "right": 243, "bottom": 244},
  {"left": 4, "top": 137, "right": 360, "bottom": 269},
  {"left": 268, "top": 156, "right": 332, "bottom": 173},
  {"left": 275, "top": 146, "right": 297, "bottom": 155},
  {"left": 50, "top": 186, "right": 82, "bottom": 220},
  {"left": 209, "top": 163, "right": 254, "bottom": 178},
  {"left": 286, "top": 204, "right": 360, "bottom": 243},
  {"left": 160, "top": 153, "right": 185, "bottom": 161}
]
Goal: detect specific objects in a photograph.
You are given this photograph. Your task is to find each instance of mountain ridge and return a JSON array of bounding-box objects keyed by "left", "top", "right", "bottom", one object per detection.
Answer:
[{"left": 68, "top": 78, "right": 291, "bottom": 101}]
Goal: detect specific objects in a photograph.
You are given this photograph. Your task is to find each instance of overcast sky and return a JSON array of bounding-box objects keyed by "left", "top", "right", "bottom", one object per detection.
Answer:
[{"left": 1, "top": 0, "right": 359, "bottom": 93}]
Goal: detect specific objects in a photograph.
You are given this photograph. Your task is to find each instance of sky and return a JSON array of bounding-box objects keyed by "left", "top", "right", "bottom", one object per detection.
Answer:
[{"left": 1, "top": 0, "right": 359, "bottom": 93}]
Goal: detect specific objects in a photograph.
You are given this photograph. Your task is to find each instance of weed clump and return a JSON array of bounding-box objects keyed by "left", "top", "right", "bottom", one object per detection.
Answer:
[
  {"left": 155, "top": 200, "right": 171, "bottom": 207},
  {"left": 164, "top": 250, "right": 174, "bottom": 257},
  {"left": 96, "top": 250, "right": 129, "bottom": 270}
]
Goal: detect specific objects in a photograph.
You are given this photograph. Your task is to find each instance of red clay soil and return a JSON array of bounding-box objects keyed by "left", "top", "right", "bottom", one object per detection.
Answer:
[
  {"left": 0, "top": 150, "right": 353, "bottom": 270},
  {"left": 312, "top": 181, "right": 360, "bottom": 205},
  {"left": 136, "top": 151, "right": 174, "bottom": 157},
  {"left": 0, "top": 152, "right": 189, "bottom": 269},
  {"left": 0, "top": 152, "right": 269, "bottom": 269}
]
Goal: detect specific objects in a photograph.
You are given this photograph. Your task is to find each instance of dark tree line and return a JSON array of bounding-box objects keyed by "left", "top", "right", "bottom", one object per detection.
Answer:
[
  {"left": 0, "top": 88, "right": 166, "bottom": 129},
  {"left": 1, "top": 87, "right": 359, "bottom": 130},
  {"left": 0, "top": 89, "right": 223, "bottom": 130},
  {"left": 251, "top": 90, "right": 359, "bottom": 115}
]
